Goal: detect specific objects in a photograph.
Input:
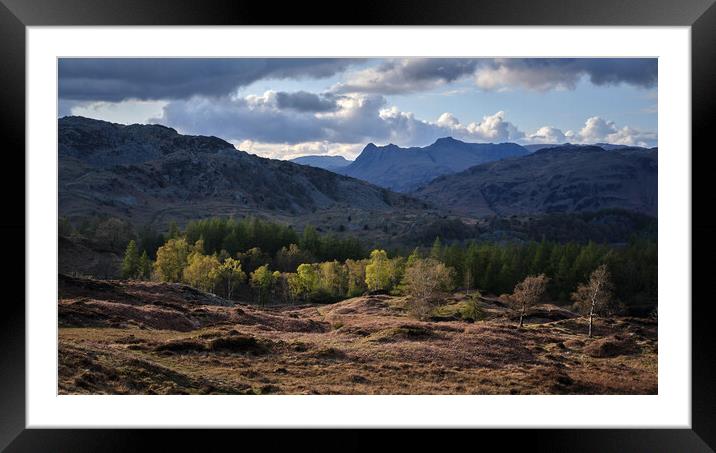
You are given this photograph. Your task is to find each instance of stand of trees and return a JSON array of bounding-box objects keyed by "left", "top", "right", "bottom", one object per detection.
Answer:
[
  {"left": 428, "top": 237, "right": 656, "bottom": 312},
  {"left": 108, "top": 216, "right": 656, "bottom": 314},
  {"left": 183, "top": 217, "right": 364, "bottom": 263}
]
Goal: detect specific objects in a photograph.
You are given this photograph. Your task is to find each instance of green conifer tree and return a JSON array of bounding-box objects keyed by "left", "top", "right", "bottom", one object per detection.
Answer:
[
  {"left": 138, "top": 250, "right": 152, "bottom": 280},
  {"left": 122, "top": 240, "right": 140, "bottom": 279}
]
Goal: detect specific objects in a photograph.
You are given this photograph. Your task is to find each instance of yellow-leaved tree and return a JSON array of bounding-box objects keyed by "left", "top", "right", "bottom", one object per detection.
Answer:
[{"left": 154, "top": 238, "right": 190, "bottom": 283}]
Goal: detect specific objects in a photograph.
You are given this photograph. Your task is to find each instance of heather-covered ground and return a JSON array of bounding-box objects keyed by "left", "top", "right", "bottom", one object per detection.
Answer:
[{"left": 58, "top": 275, "right": 657, "bottom": 395}]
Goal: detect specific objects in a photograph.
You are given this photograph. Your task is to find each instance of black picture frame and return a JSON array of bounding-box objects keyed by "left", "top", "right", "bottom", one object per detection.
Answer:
[{"left": 2, "top": 0, "right": 714, "bottom": 450}]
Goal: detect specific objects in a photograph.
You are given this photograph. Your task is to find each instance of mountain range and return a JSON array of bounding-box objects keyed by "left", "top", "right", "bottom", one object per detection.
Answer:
[
  {"left": 59, "top": 116, "right": 658, "bottom": 242},
  {"left": 339, "top": 137, "right": 529, "bottom": 192},
  {"left": 414, "top": 144, "right": 657, "bottom": 217}
]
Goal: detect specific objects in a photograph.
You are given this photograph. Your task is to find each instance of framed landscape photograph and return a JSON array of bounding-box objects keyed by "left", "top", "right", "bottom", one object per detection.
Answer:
[{"left": 4, "top": 0, "right": 715, "bottom": 450}]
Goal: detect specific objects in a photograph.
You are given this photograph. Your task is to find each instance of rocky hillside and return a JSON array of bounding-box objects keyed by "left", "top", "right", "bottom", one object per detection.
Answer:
[
  {"left": 58, "top": 117, "right": 423, "bottom": 228},
  {"left": 341, "top": 137, "right": 528, "bottom": 192},
  {"left": 414, "top": 145, "right": 657, "bottom": 218}
]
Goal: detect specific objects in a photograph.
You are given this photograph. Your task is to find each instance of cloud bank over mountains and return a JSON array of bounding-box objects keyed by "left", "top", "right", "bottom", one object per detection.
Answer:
[
  {"left": 59, "top": 58, "right": 657, "bottom": 159},
  {"left": 332, "top": 58, "right": 657, "bottom": 94}
]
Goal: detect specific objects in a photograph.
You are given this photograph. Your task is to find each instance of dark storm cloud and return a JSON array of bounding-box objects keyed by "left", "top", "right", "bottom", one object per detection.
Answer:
[
  {"left": 59, "top": 58, "right": 657, "bottom": 102},
  {"left": 577, "top": 58, "right": 658, "bottom": 88},
  {"left": 58, "top": 58, "right": 357, "bottom": 102},
  {"left": 333, "top": 58, "right": 481, "bottom": 94},
  {"left": 474, "top": 58, "right": 658, "bottom": 91},
  {"left": 391, "top": 58, "right": 480, "bottom": 83},
  {"left": 274, "top": 91, "right": 339, "bottom": 112},
  {"left": 334, "top": 58, "right": 658, "bottom": 94}
]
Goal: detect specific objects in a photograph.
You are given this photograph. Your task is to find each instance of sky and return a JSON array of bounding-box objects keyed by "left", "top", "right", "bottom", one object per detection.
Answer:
[{"left": 58, "top": 58, "right": 658, "bottom": 160}]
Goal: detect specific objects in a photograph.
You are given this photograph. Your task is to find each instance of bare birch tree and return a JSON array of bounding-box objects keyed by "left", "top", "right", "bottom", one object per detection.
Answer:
[
  {"left": 403, "top": 258, "right": 455, "bottom": 320},
  {"left": 571, "top": 264, "right": 612, "bottom": 338},
  {"left": 512, "top": 274, "right": 549, "bottom": 328}
]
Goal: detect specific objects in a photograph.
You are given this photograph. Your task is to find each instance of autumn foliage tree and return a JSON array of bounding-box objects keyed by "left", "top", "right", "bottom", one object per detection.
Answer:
[
  {"left": 210, "top": 257, "right": 245, "bottom": 299},
  {"left": 183, "top": 247, "right": 220, "bottom": 293},
  {"left": 288, "top": 263, "right": 321, "bottom": 302},
  {"left": 365, "top": 249, "right": 392, "bottom": 292},
  {"left": 250, "top": 264, "right": 277, "bottom": 305},
  {"left": 154, "top": 238, "right": 190, "bottom": 282},
  {"left": 571, "top": 264, "right": 612, "bottom": 338},
  {"left": 345, "top": 259, "right": 368, "bottom": 296},
  {"left": 512, "top": 274, "right": 549, "bottom": 328}
]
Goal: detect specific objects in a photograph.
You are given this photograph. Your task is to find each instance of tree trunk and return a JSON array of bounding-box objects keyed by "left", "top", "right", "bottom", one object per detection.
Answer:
[
  {"left": 519, "top": 304, "right": 525, "bottom": 328},
  {"left": 588, "top": 306, "right": 594, "bottom": 338}
]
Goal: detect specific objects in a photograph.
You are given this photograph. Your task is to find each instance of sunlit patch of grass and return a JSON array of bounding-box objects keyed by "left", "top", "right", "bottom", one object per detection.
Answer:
[{"left": 432, "top": 299, "right": 484, "bottom": 322}]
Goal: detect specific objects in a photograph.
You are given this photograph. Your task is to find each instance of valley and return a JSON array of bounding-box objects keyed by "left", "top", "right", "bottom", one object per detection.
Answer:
[{"left": 56, "top": 116, "right": 659, "bottom": 396}]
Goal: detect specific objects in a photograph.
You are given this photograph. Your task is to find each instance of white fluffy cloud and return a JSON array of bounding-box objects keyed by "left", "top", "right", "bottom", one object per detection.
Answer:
[
  {"left": 433, "top": 111, "right": 525, "bottom": 143},
  {"left": 526, "top": 126, "right": 568, "bottom": 144},
  {"left": 465, "top": 111, "right": 524, "bottom": 142},
  {"left": 575, "top": 117, "right": 656, "bottom": 146},
  {"left": 523, "top": 117, "right": 656, "bottom": 147}
]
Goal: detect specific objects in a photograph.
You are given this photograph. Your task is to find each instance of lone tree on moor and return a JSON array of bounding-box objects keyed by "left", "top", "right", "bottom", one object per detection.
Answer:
[
  {"left": 403, "top": 258, "right": 455, "bottom": 320},
  {"left": 512, "top": 274, "right": 549, "bottom": 328},
  {"left": 571, "top": 264, "right": 612, "bottom": 338}
]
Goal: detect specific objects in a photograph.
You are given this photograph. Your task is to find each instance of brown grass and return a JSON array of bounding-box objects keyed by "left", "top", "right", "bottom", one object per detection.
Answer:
[{"left": 58, "top": 278, "right": 657, "bottom": 395}]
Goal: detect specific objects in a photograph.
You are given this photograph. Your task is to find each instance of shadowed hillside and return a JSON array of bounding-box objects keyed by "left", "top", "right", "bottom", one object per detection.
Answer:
[
  {"left": 414, "top": 145, "right": 657, "bottom": 217},
  {"left": 59, "top": 116, "right": 425, "bottom": 229}
]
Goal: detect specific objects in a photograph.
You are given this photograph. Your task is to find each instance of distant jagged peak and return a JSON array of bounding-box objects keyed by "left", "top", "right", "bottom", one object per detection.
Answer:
[
  {"left": 431, "top": 136, "right": 463, "bottom": 146},
  {"left": 356, "top": 143, "right": 404, "bottom": 159}
]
